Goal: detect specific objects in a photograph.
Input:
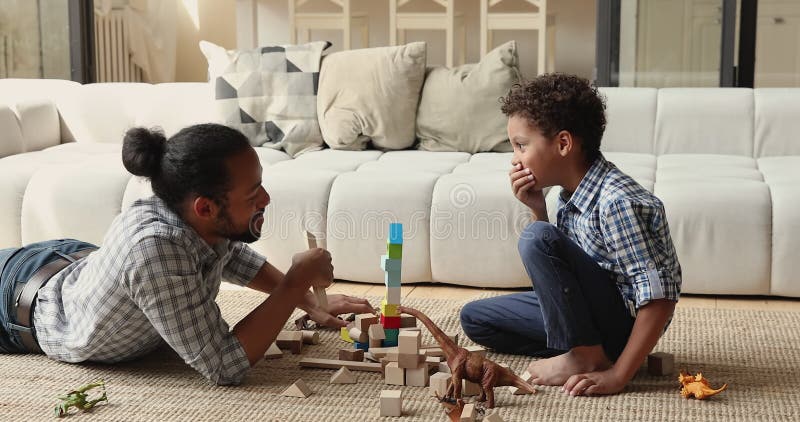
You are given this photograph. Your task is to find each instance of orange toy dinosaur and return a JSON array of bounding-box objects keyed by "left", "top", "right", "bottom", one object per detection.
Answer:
[{"left": 678, "top": 371, "right": 728, "bottom": 399}]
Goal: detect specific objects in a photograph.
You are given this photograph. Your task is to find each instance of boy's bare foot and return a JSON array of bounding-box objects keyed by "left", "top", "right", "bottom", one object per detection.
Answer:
[{"left": 526, "top": 345, "right": 612, "bottom": 386}]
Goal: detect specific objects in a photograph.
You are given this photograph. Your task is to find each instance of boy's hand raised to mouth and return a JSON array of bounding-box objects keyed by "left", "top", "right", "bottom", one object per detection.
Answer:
[{"left": 510, "top": 162, "right": 547, "bottom": 221}]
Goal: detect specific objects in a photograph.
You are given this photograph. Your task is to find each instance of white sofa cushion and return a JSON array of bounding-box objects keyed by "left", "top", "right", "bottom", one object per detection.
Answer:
[
  {"left": 135, "top": 83, "right": 219, "bottom": 136},
  {"left": 655, "top": 154, "right": 770, "bottom": 294},
  {"left": 599, "top": 88, "right": 657, "bottom": 154},
  {"left": 768, "top": 183, "right": 800, "bottom": 296},
  {"left": 655, "top": 88, "right": 754, "bottom": 156},
  {"left": 326, "top": 171, "right": 439, "bottom": 284},
  {"left": 758, "top": 156, "right": 800, "bottom": 184},
  {"left": 58, "top": 83, "right": 153, "bottom": 143},
  {"left": 755, "top": 88, "right": 800, "bottom": 157}
]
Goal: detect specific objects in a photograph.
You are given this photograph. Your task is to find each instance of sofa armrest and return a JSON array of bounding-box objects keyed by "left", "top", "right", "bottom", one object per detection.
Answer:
[
  {"left": 0, "top": 100, "right": 62, "bottom": 158},
  {"left": 0, "top": 105, "right": 25, "bottom": 158}
]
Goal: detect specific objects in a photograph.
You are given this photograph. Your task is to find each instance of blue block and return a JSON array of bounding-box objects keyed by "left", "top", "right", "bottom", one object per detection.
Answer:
[
  {"left": 380, "top": 255, "right": 402, "bottom": 272},
  {"left": 384, "top": 271, "right": 402, "bottom": 287},
  {"left": 388, "top": 223, "right": 403, "bottom": 245},
  {"left": 382, "top": 340, "right": 398, "bottom": 347},
  {"left": 384, "top": 328, "right": 400, "bottom": 342},
  {"left": 354, "top": 341, "right": 369, "bottom": 351}
]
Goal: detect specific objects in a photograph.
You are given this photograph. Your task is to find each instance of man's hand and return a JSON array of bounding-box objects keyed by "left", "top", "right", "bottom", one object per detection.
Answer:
[
  {"left": 562, "top": 368, "right": 627, "bottom": 396},
  {"left": 305, "top": 294, "right": 374, "bottom": 328},
  {"left": 286, "top": 248, "right": 334, "bottom": 289},
  {"left": 509, "top": 162, "right": 547, "bottom": 219}
]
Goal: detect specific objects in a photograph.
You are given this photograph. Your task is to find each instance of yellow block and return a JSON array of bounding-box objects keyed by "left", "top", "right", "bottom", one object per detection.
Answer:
[
  {"left": 381, "top": 298, "right": 400, "bottom": 317},
  {"left": 340, "top": 327, "right": 354, "bottom": 343}
]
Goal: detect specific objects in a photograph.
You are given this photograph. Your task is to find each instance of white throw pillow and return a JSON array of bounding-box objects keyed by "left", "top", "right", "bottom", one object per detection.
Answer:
[
  {"left": 417, "top": 41, "right": 521, "bottom": 153},
  {"left": 199, "top": 40, "right": 330, "bottom": 157},
  {"left": 317, "top": 42, "right": 427, "bottom": 150}
]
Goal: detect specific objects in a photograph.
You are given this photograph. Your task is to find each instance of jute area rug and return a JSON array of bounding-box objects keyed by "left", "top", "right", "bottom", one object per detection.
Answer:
[{"left": 0, "top": 290, "right": 798, "bottom": 421}]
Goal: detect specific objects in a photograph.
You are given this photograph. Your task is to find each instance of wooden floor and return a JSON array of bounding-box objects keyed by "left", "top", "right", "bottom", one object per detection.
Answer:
[{"left": 224, "top": 280, "right": 800, "bottom": 312}]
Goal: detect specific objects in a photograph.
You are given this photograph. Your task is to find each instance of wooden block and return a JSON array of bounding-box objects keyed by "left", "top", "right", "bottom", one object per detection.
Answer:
[
  {"left": 510, "top": 371, "right": 533, "bottom": 395},
  {"left": 264, "top": 342, "right": 284, "bottom": 360},
  {"left": 364, "top": 352, "right": 379, "bottom": 362},
  {"left": 368, "top": 346, "right": 398, "bottom": 358},
  {"left": 388, "top": 223, "right": 403, "bottom": 244},
  {"left": 398, "top": 330, "right": 421, "bottom": 354},
  {"left": 355, "top": 313, "right": 379, "bottom": 332},
  {"left": 424, "top": 347, "right": 444, "bottom": 357},
  {"left": 380, "top": 358, "right": 390, "bottom": 373},
  {"left": 301, "top": 330, "right": 320, "bottom": 345},
  {"left": 276, "top": 331, "right": 303, "bottom": 354},
  {"left": 647, "top": 352, "right": 675, "bottom": 376},
  {"left": 380, "top": 255, "right": 402, "bottom": 272},
  {"left": 380, "top": 299, "right": 400, "bottom": 316},
  {"left": 338, "top": 348, "right": 364, "bottom": 362},
  {"left": 381, "top": 314, "right": 402, "bottom": 329},
  {"left": 400, "top": 315, "right": 417, "bottom": 328},
  {"left": 282, "top": 379, "right": 313, "bottom": 398},
  {"left": 369, "top": 323, "right": 386, "bottom": 340},
  {"left": 340, "top": 326, "right": 354, "bottom": 343},
  {"left": 385, "top": 352, "right": 399, "bottom": 362},
  {"left": 464, "top": 345, "right": 486, "bottom": 357},
  {"left": 348, "top": 327, "right": 369, "bottom": 343},
  {"left": 379, "top": 389, "right": 402, "bottom": 417},
  {"left": 445, "top": 331, "right": 459, "bottom": 345},
  {"left": 425, "top": 356, "right": 441, "bottom": 366},
  {"left": 484, "top": 412, "right": 505, "bottom": 422},
  {"left": 299, "top": 357, "right": 382, "bottom": 372},
  {"left": 462, "top": 379, "right": 481, "bottom": 396},
  {"left": 386, "top": 286, "right": 402, "bottom": 304},
  {"left": 460, "top": 403, "right": 476, "bottom": 421},
  {"left": 384, "top": 271, "right": 402, "bottom": 287},
  {"left": 369, "top": 338, "right": 383, "bottom": 348},
  {"left": 306, "top": 231, "right": 328, "bottom": 311},
  {"left": 430, "top": 372, "right": 452, "bottom": 397},
  {"left": 387, "top": 243, "right": 403, "bottom": 259},
  {"left": 330, "top": 366, "right": 357, "bottom": 384},
  {"left": 384, "top": 328, "right": 400, "bottom": 342},
  {"left": 406, "top": 365, "right": 429, "bottom": 387},
  {"left": 384, "top": 362, "right": 405, "bottom": 385},
  {"left": 398, "top": 352, "right": 425, "bottom": 369},
  {"left": 399, "top": 327, "right": 421, "bottom": 332},
  {"left": 438, "top": 362, "right": 451, "bottom": 374}
]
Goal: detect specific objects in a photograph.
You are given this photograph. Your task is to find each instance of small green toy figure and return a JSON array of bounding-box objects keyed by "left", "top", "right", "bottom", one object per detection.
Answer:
[{"left": 54, "top": 379, "right": 107, "bottom": 418}]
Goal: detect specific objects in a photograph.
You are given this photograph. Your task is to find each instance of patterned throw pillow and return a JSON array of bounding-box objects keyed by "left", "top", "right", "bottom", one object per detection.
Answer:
[{"left": 199, "top": 40, "right": 330, "bottom": 157}]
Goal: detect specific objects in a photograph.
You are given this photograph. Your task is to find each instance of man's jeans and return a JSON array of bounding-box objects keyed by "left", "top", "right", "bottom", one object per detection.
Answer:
[
  {"left": 0, "top": 239, "right": 97, "bottom": 353},
  {"left": 460, "top": 222, "right": 635, "bottom": 361}
]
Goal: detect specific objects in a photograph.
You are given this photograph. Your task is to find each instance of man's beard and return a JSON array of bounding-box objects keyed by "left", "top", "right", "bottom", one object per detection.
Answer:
[{"left": 217, "top": 208, "right": 264, "bottom": 244}]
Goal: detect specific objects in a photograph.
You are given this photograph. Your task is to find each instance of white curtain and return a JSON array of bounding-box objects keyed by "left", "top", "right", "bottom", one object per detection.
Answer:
[{"left": 95, "top": 0, "right": 177, "bottom": 83}]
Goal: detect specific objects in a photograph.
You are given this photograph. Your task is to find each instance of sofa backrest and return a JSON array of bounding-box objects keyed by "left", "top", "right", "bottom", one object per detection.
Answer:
[
  {"left": 754, "top": 88, "right": 800, "bottom": 157},
  {"left": 2, "top": 79, "right": 800, "bottom": 159}
]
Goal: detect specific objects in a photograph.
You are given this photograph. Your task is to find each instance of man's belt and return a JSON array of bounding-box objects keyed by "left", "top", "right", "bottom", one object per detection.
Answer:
[{"left": 13, "top": 248, "right": 96, "bottom": 353}]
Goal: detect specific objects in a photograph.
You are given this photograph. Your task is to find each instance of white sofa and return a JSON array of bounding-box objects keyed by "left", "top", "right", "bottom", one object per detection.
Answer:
[{"left": 1, "top": 78, "right": 799, "bottom": 297}]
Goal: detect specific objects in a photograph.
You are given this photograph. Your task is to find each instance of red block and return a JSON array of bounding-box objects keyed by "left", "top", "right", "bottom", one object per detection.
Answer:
[{"left": 381, "top": 314, "right": 401, "bottom": 329}]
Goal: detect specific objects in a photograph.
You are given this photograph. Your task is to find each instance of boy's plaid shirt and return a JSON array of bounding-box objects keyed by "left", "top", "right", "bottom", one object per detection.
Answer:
[{"left": 555, "top": 154, "right": 682, "bottom": 318}]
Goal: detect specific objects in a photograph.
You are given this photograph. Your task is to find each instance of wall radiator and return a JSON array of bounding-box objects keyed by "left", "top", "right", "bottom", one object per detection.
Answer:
[{"left": 94, "top": 9, "right": 143, "bottom": 82}]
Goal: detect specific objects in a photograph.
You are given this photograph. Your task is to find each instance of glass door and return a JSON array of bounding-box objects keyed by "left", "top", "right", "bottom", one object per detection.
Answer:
[
  {"left": 0, "top": 0, "right": 93, "bottom": 82},
  {"left": 597, "top": 0, "right": 744, "bottom": 87},
  {"left": 754, "top": 0, "right": 800, "bottom": 87}
]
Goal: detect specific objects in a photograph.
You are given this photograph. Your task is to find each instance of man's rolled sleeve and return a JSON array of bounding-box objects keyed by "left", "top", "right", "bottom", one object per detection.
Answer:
[
  {"left": 126, "top": 237, "right": 252, "bottom": 385},
  {"left": 223, "top": 242, "right": 267, "bottom": 287},
  {"left": 602, "top": 198, "right": 681, "bottom": 310}
]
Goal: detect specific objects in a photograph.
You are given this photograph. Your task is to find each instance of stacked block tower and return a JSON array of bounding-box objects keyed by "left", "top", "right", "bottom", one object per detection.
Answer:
[{"left": 380, "top": 223, "right": 403, "bottom": 348}]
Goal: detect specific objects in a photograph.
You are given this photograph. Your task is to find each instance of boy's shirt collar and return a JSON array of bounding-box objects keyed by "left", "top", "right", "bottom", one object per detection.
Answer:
[{"left": 558, "top": 154, "right": 611, "bottom": 214}]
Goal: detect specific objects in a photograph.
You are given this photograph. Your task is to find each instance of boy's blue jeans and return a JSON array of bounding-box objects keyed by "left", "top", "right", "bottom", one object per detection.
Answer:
[{"left": 460, "top": 222, "right": 635, "bottom": 361}]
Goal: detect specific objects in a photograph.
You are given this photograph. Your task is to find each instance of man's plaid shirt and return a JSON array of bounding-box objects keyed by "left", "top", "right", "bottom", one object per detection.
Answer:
[
  {"left": 33, "top": 196, "right": 266, "bottom": 384},
  {"left": 556, "top": 154, "right": 682, "bottom": 318}
]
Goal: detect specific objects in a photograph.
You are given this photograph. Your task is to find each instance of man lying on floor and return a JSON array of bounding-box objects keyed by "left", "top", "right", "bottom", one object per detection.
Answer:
[{"left": 0, "top": 123, "right": 373, "bottom": 384}]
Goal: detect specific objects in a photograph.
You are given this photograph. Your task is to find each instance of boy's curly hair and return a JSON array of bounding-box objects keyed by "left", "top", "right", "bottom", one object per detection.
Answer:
[{"left": 500, "top": 73, "right": 607, "bottom": 163}]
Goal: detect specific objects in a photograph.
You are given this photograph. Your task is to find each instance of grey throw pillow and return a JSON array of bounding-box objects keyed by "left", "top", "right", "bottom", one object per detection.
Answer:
[
  {"left": 199, "top": 40, "right": 330, "bottom": 157},
  {"left": 417, "top": 41, "right": 521, "bottom": 153}
]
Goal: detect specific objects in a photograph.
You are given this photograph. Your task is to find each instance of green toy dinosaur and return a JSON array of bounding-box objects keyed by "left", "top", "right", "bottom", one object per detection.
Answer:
[{"left": 54, "top": 379, "right": 107, "bottom": 417}]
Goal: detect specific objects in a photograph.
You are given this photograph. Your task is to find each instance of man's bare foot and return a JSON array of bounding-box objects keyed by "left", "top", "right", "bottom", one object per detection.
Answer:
[{"left": 526, "top": 345, "right": 612, "bottom": 386}]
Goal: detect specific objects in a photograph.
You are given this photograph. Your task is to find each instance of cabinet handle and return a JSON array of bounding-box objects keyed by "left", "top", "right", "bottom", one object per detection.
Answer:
[{"left": 774, "top": 17, "right": 785, "bottom": 25}]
